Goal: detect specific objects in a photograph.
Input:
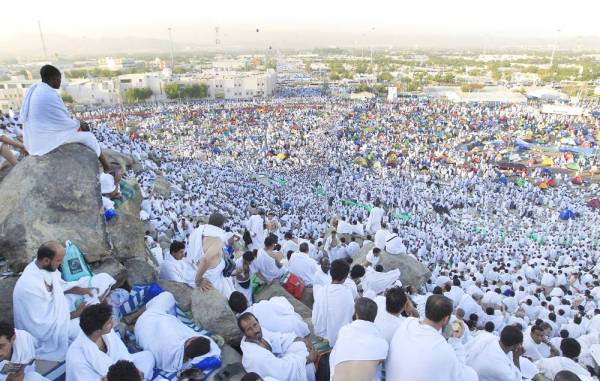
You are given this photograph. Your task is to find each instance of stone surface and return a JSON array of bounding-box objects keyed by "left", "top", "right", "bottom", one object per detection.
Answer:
[
  {"left": 103, "top": 149, "right": 143, "bottom": 173},
  {"left": 153, "top": 175, "right": 171, "bottom": 198},
  {"left": 106, "top": 179, "right": 145, "bottom": 261},
  {"left": 206, "top": 345, "right": 245, "bottom": 381},
  {"left": 91, "top": 257, "right": 127, "bottom": 288},
  {"left": 0, "top": 277, "right": 18, "bottom": 325},
  {"left": 191, "top": 288, "right": 242, "bottom": 346},
  {"left": 353, "top": 242, "right": 431, "bottom": 289},
  {"left": 124, "top": 256, "right": 158, "bottom": 287},
  {"left": 0, "top": 144, "right": 110, "bottom": 272},
  {"left": 157, "top": 279, "right": 193, "bottom": 311}
]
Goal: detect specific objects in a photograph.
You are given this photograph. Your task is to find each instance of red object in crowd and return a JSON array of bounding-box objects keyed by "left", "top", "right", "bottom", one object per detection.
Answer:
[
  {"left": 572, "top": 176, "right": 583, "bottom": 185},
  {"left": 282, "top": 273, "right": 305, "bottom": 300}
]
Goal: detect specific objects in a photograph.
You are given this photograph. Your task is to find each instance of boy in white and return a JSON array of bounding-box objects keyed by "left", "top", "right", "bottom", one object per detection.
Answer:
[{"left": 0, "top": 322, "right": 49, "bottom": 381}]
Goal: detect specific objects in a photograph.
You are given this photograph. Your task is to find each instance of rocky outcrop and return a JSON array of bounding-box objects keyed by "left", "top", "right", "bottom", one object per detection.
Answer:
[
  {"left": 157, "top": 280, "right": 194, "bottom": 311},
  {"left": 191, "top": 288, "right": 242, "bottom": 346},
  {"left": 353, "top": 242, "right": 431, "bottom": 289},
  {"left": 124, "top": 257, "right": 158, "bottom": 287},
  {"left": 106, "top": 179, "right": 146, "bottom": 261},
  {"left": 90, "top": 257, "right": 127, "bottom": 288},
  {"left": 0, "top": 277, "right": 18, "bottom": 325},
  {"left": 103, "top": 149, "right": 143, "bottom": 172},
  {"left": 152, "top": 175, "right": 171, "bottom": 198},
  {"left": 0, "top": 144, "right": 110, "bottom": 271}
]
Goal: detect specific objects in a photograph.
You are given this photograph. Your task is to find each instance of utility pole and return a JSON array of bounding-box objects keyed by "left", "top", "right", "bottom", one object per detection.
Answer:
[
  {"left": 168, "top": 27, "right": 174, "bottom": 69},
  {"left": 37, "top": 20, "right": 49, "bottom": 62}
]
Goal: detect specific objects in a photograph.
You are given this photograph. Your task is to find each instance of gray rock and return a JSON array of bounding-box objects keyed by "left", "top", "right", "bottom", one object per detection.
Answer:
[
  {"left": 153, "top": 175, "right": 171, "bottom": 198},
  {"left": 157, "top": 280, "right": 193, "bottom": 311},
  {"left": 91, "top": 258, "right": 127, "bottom": 288},
  {"left": 0, "top": 144, "right": 110, "bottom": 272},
  {"left": 206, "top": 345, "right": 245, "bottom": 381},
  {"left": 353, "top": 243, "right": 431, "bottom": 289},
  {"left": 0, "top": 277, "right": 18, "bottom": 325},
  {"left": 106, "top": 179, "right": 145, "bottom": 261},
  {"left": 191, "top": 288, "right": 242, "bottom": 346},
  {"left": 103, "top": 149, "right": 142, "bottom": 172},
  {"left": 124, "top": 257, "right": 157, "bottom": 287}
]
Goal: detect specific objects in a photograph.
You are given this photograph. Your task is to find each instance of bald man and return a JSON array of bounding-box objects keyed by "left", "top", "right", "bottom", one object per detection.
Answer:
[{"left": 13, "top": 241, "right": 115, "bottom": 361}]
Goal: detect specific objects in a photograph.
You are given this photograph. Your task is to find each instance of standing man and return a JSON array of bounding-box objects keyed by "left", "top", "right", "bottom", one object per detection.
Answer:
[
  {"left": 366, "top": 200, "right": 384, "bottom": 235},
  {"left": 248, "top": 210, "right": 266, "bottom": 251}
]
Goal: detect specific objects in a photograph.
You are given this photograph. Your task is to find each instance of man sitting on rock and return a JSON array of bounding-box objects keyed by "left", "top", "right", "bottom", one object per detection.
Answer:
[
  {"left": 228, "top": 291, "right": 310, "bottom": 338},
  {"left": 0, "top": 321, "right": 49, "bottom": 381},
  {"left": 238, "top": 312, "right": 317, "bottom": 381},
  {"left": 12, "top": 241, "right": 115, "bottom": 362},
  {"left": 159, "top": 241, "right": 195, "bottom": 287},
  {"left": 66, "top": 304, "right": 154, "bottom": 381},
  {"left": 133, "top": 292, "right": 221, "bottom": 372},
  {"left": 19, "top": 64, "right": 109, "bottom": 171}
]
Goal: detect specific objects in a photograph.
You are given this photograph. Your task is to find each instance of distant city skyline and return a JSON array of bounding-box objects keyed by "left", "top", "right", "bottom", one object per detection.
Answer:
[{"left": 1, "top": 0, "right": 599, "bottom": 58}]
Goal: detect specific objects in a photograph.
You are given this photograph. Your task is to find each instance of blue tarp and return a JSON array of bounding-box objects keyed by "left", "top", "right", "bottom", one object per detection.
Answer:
[{"left": 559, "top": 209, "right": 576, "bottom": 221}]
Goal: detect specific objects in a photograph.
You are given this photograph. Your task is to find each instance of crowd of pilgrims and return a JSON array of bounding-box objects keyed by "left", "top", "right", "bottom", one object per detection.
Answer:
[{"left": 4, "top": 88, "right": 600, "bottom": 381}]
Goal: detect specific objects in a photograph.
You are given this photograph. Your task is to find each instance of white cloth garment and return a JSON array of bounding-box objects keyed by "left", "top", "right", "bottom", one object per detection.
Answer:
[
  {"left": 240, "top": 328, "right": 315, "bottom": 381},
  {"left": 13, "top": 261, "right": 73, "bottom": 361},
  {"left": 246, "top": 297, "right": 310, "bottom": 338},
  {"left": 373, "top": 295, "right": 404, "bottom": 344},
  {"left": 361, "top": 267, "right": 401, "bottom": 296},
  {"left": 311, "top": 284, "right": 354, "bottom": 346},
  {"left": 288, "top": 253, "right": 318, "bottom": 286},
  {"left": 134, "top": 292, "right": 220, "bottom": 372},
  {"left": 386, "top": 317, "right": 477, "bottom": 381},
  {"left": 158, "top": 254, "right": 196, "bottom": 287},
  {"left": 203, "top": 256, "right": 236, "bottom": 298},
  {"left": 329, "top": 320, "right": 388, "bottom": 381},
  {"left": 248, "top": 215, "right": 265, "bottom": 250},
  {"left": 20, "top": 82, "right": 100, "bottom": 156},
  {"left": 0, "top": 330, "right": 49, "bottom": 381},
  {"left": 366, "top": 207, "right": 384, "bottom": 234},
  {"left": 186, "top": 225, "right": 227, "bottom": 267},
  {"left": 65, "top": 330, "right": 154, "bottom": 381},
  {"left": 535, "top": 356, "right": 591, "bottom": 380},
  {"left": 465, "top": 332, "right": 521, "bottom": 381},
  {"left": 252, "top": 249, "right": 285, "bottom": 282}
]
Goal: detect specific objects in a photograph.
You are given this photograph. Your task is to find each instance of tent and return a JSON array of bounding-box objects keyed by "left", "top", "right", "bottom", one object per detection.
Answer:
[
  {"left": 567, "top": 163, "right": 580, "bottom": 171},
  {"left": 515, "top": 179, "right": 526, "bottom": 187},
  {"left": 559, "top": 209, "right": 576, "bottom": 220},
  {"left": 588, "top": 199, "right": 600, "bottom": 209}
]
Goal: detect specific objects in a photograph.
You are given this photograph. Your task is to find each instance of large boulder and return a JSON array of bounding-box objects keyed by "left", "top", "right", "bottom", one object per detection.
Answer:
[
  {"left": 254, "top": 283, "right": 313, "bottom": 332},
  {"left": 106, "top": 179, "right": 145, "bottom": 261},
  {"left": 152, "top": 175, "right": 171, "bottom": 198},
  {"left": 0, "top": 277, "right": 18, "bottom": 325},
  {"left": 124, "top": 256, "right": 158, "bottom": 287},
  {"left": 353, "top": 243, "right": 431, "bottom": 289},
  {"left": 157, "top": 280, "right": 193, "bottom": 311},
  {"left": 191, "top": 288, "right": 242, "bottom": 346},
  {"left": 103, "top": 149, "right": 142, "bottom": 172},
  {"left": 0, "top": 144, "right": 110, "bottom": 271},
  {"left": 91, "top": 257, "right": 127, "bottom": 288}
]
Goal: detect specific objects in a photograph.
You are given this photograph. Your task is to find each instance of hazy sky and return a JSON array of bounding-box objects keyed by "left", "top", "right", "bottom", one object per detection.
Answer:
[{"left": 2, "top": 0, "right": 599, "bottom": 38}]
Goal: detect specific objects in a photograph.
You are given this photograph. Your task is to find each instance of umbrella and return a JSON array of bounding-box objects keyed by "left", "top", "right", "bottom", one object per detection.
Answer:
[
  {"left": 567, "top": 163, "right": 580, "bottom": 171},
  {"left": 588, "top": 199, "right": 600, "bottom": 209}
]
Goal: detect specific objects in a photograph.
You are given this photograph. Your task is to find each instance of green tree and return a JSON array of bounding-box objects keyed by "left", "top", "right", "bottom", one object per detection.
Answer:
[
  {"left": 123, "top": 87, "right": 152, "bottom": 103},
  {"left": 377, "top": 71, "right": 393, "bottom": 82},
  {"left": 181, "top": 84, "right": 208, "bottom": 98},
  {"left": 165, "top": 83, "right": 181, "bottom": 99},
  {"left": 61, "top": 93, "right": 74, "bottom": 103}
]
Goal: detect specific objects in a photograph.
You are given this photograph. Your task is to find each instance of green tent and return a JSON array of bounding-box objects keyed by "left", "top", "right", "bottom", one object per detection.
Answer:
[
  {"left": 393, "top": 212, "right": 411, "bottom": 221},
  {"left": 567, "top": 163, "right": 580, "bottom": 171},
  {"left": 515, "top": 179, "right": 526, "bottom": 187}
]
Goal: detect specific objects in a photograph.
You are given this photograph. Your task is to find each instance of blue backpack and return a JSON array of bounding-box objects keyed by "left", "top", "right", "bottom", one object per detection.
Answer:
[{"left": 61, "top": 240, "right": 93, "bottom": 282}]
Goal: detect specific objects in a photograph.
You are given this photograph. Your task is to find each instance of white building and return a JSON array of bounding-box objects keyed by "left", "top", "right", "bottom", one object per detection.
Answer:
[
  {"left": 201, "top": 70, "right": 276, "bottom": 100},
  {"left": 62, "top": 78, "right": 120, "bottom": 105},
  {"left": 98, "top": 57, "right": 138, "bottom": 71},
  {"left": 0, "top": 78, "right": 36, "bottom": 111},
  {"left": 117, "top": 73, "right": 167, "bottom": 102}
]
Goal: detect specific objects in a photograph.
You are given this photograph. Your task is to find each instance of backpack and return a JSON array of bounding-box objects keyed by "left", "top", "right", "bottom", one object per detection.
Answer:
[{"left": 61, "top": 241, "right": 93, "bottom": 282}]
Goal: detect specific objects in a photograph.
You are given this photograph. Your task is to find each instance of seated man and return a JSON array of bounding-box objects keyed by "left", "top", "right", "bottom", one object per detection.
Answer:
[
  {"left": 228, "top": 291, "right": 310, "bottom": 338},
  {"left": 535, "top": 338, "right": 591, "bottom": 380},
  {"left": 134, "top": 292, "right": 220, "bottom": 372},
  {"left": 0, "top": 321, "right": 49, "bottom": 381},
  {"left": 19, "top": 65, "right": 109, "bottom": 170},
  {"left": 13, "top": 241, "right": 115, "bottom": 361},
  {"left": 66, "top": 304, "right": 154, "bottom": 381},
  {"left": 329, "top": 298, "right": 388, "bottom": 381},
  {"left": 287, "top": 243, "right": 318, "bottom": 286},
  {"left": 465, "top": 325, "right": 523, "bottom": 381},
  {"left": 238, "top": 313, "right": 316, "bottom": 381},
  {"left": 104, "top": 360, "right": 168, "bottom": 381},
  {"left": 158, "top": 241, "right": 195, "bottom": 287}
]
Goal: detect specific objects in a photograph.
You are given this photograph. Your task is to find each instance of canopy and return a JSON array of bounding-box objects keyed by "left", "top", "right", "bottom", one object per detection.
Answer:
[
  {"left": 559, "top": 209, "right": 576, "bottom": 220},
  {"left": 567, "top": 163, "right": 580, "bottom": 171}
]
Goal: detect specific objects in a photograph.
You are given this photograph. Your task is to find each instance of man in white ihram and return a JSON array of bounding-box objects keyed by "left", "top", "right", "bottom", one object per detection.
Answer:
[
  {"left": 366, "top": 200, "right": 384, "bottom": 234},
  {"left": 19, "top": 64, "right": 109, "bottom": 171},
  {"left": 238, "top": 312, "right": 317, "bottom": 381},
  {"left": 386, "top": 294, "right": 478, "bottom": 381},
  {"left": 329, "top": 298, "right": 388, "bottom": 381},
  {"left": 13, "top": 241, "right": 115, "bottom": 362}
]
